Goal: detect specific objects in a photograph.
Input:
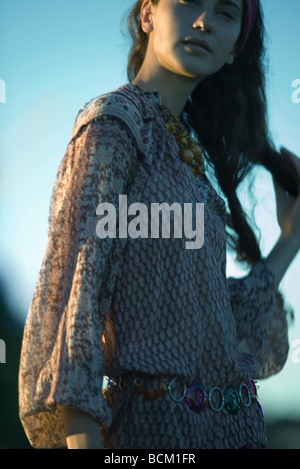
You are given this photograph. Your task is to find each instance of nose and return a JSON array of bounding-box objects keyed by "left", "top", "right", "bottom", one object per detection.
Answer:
[{"left": 193, "top": 11, "right": 213, "bottom": 33}]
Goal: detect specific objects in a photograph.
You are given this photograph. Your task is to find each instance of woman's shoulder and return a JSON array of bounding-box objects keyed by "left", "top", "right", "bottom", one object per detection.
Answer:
[{"left": 70, "top": 84, "right": 157, "bottom": 143}]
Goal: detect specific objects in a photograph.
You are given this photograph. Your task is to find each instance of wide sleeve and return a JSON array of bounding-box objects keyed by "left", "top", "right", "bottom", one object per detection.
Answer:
[
  {"left": 227, "top": 258, "right": 290, "bottom": 379},
  {"left": 18, "top": 115, "right": 141, "bottom": 449}
]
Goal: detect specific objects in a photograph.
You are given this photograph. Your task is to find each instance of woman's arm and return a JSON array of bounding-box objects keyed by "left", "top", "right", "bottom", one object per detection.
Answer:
[
  {"left": 268, "top": 148, "right": 300, "bottom": 289},
  {"left": 62, "top": 407, "right": 104, "bottom": 449},
  {"left": 19, "top": 113, "right": 143, "bottom": 448},
  {"left": 266, "top": 232, "right": 300, "bottom": 291}
]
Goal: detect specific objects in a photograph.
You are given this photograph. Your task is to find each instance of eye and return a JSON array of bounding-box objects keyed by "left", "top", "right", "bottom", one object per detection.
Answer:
[
  {"left": 181, "top": 0, "right": 201, "bottom": 5},
  {"left": 218, "top": 10, "right": 235, "bottom": 20}
]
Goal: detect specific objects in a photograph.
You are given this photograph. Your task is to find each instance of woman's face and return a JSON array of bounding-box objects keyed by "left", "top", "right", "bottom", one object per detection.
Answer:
[{"left": 144, "top": 0, "right": 244, "bottom": 80}]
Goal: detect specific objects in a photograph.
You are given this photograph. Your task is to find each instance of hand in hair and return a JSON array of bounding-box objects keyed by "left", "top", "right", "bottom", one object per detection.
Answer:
[{"left": 272, "top": 148, "right": 300, "bottom": 241}]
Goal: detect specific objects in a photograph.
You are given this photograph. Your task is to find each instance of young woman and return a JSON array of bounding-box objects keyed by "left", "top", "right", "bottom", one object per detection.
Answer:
[{"left": 19, "top": 0, "right": 300, "bottom": 449}]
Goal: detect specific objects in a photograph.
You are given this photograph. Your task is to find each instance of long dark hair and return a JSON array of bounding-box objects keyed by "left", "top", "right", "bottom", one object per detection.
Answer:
[{"left": 125, "top": 0, "right": 299, "bottom": 269}]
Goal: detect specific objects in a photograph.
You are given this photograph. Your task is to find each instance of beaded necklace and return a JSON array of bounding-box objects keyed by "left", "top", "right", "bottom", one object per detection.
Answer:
[{"left": 159, "top": 104, "right": 206, "bottom": 177}]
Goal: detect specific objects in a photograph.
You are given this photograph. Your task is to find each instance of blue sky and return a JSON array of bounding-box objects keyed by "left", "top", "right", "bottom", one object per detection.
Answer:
[{"left": 0, "top": 0, "right": 299, "bottom": 421}]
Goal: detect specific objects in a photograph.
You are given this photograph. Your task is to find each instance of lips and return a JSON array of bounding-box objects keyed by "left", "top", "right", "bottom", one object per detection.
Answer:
[{"left": 182, "top": 38, "right": 212, "bottom": 53}]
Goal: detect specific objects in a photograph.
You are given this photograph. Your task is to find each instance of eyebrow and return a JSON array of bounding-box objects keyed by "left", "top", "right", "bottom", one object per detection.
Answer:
[{"left": 218, "top": 0, "right": 241, "bottom": 14}]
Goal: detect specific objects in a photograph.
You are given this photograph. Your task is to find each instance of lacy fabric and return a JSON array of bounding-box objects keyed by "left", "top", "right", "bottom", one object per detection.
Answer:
[{"left": 19, "top": 83, "right": 289, "bottom": 449}]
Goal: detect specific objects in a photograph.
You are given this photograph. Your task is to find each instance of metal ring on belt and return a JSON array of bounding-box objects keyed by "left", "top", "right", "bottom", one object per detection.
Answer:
[{"left": 209, "top": 387, "right": 225, "bottom": 412}]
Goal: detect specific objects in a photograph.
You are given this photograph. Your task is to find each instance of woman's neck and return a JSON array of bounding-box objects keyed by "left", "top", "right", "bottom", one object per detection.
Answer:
[{"left": 132, "top": 68, "right": 203, "bottom": 116}]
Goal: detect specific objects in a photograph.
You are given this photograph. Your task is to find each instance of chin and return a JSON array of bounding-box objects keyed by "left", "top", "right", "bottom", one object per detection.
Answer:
[{"left": 172, "top": 55, "right": 215, "bottom": 78}]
